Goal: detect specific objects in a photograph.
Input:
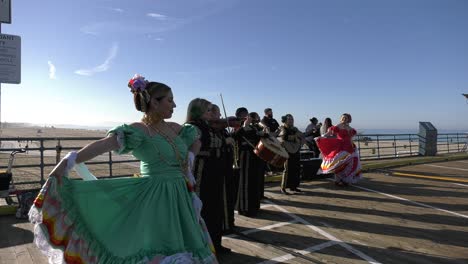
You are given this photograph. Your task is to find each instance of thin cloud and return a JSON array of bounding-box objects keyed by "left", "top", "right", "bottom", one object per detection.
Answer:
[
  {"left": 110, "top": 8, "right": 124, "bottom": 13},
  {"left": 80, "top": 20, "right": 184, "bottom": 35},
  {"left": 75, "top": 43, "right": 119, "bottom": 76},
  {"left": 80, "top": 26, "right": 100, "bottom": 36},
  {"left": 146, "top": 34, "right": 164, "bottom": 41},
  {"left": 80, "top": 1, "right": 238, "bottom": 36},
  {"left": 147, "top": 13, "right": 167, "bottom": 20},
  {"left": 48, "top": 61, "right": 57, "bottom": 79}
]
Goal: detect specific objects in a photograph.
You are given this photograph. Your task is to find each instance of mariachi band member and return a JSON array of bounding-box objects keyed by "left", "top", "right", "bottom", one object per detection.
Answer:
[
  {"left": 261, "top": 107, "right": 280, "bottom": 136},
  {"left": 278, "top": 114, "right": 305, "bottom": 195},
  {"left": 234, "top": 109, "right": 267, "bottom": 217},
  {"left": 260, "top": 107, "right": 280, "bottom": 181},
  {"left": 209, "top": 104, "right": 237, "bottom": 234},
  {"left": 186, "top": 98, "right": 231, "bottom": 254},
  {"left": 251, "top": 112, "right": 269, "bottom": 203}
]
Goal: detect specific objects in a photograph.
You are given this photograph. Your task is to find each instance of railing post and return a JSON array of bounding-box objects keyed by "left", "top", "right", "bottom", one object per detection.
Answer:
[
  {"left": 376, "top": 136, "right": 380, "bottom": 159},
  {"left": 409, "top": 134, "right": 412, "bottom": 156},
  {"left": 108, "top": 151, "right": 113, "bottom": 177},
  {"left": 40, "top": 139, "right": 45, "bottom": 185},
  {"left": 446, "top": 134, "right": 449, "bottom": 153},
  {"left": 393, "top": 135, "right": 397, "bottom": 158},
  {"left": 356, "top": 135, "right": 361, "bottom": 156},
  {"left": 55, "top": 139, "right": 62, "bottom": 164}
]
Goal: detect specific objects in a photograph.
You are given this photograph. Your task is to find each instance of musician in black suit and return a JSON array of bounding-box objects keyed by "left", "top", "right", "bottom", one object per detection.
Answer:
[
  {"left": 278, "top": 114, "right": 304, "bottom": 195},
  {"left": 261, "top": 108, "right": 280, "bottom": 135},
  {"left": 186, "top": 99, "right": 231, "bottom": 253},
  {"left": 260, "top": 108, "right": 280, "bottom": 179},
  {"left": 210, "top": 104, "right": 237, "bottom": 235},
  {"left": 235, "top": 109, "right": 267, "bottom": 217}
]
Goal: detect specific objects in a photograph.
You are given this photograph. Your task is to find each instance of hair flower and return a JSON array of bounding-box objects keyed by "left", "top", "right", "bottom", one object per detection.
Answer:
[{"left": 128, "top": 74, "right": 149, "bottom": 93}]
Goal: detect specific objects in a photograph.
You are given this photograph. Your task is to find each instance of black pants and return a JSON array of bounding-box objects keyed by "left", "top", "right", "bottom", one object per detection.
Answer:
[
  {"left": 281, "top": 152, "right": 301, "bottom": 189},
  {"left": 195, "top": 156, "right": 225, "bottom": 247}
]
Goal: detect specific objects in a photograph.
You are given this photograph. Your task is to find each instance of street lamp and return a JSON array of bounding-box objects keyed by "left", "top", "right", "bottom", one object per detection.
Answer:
[{"left": 463, "top": 94, "right": 468, "bottom": 104}]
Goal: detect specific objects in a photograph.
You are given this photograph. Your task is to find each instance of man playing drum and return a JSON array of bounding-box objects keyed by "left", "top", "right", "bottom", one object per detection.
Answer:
[{"left": 234, "top": 110, "right": 267, "bottom": 217}]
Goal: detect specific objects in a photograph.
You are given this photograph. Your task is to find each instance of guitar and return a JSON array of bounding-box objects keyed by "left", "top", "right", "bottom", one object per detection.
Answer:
[
  {"left": 279, "top": 127, "right": 309, "bottom": 153},
  {"left": 282, "top": 139, "right": 302, "bottom": 154}
]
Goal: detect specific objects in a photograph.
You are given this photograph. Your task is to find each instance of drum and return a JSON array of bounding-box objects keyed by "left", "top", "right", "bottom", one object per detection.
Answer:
[{"left": 254, "top": 137, "right": 289, "bottom": 168}]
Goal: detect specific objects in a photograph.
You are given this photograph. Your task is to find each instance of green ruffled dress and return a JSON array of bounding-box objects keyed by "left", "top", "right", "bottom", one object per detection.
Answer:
[{"left": 29, "top": 124, "right": 217, "bottom": 264}]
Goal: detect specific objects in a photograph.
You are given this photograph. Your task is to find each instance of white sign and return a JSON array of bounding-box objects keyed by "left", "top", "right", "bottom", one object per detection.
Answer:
[
  {"left": 0, "top": 34, "right": 21, "bottom": 84},
  {"left": 0, "top": 0, "right": 11, "bottom": 23}
]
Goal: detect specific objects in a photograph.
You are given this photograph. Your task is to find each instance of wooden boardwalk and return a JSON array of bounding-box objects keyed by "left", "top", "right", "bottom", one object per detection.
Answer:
[{"left": 1, "top": 158, "right": 468, "bottom": 264}]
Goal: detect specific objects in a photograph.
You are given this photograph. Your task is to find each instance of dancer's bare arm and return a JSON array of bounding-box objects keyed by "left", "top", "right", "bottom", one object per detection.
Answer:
[{"left": 49, "top": 135, "right": 120, "bottom": 181}]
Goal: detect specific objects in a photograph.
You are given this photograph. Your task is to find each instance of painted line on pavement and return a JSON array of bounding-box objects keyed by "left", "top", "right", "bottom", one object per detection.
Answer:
[
  {"left": 353, "top": 184, "right": 468, "bottom": 219},
  {"left": 265, "top": 200, "right": 382, "bottom": 264},
  {"left": 392, "top": 172, "right": 468, "bottom": 183},
  {"left": 257, "top": 241, "right": 337, "bottom": 264},
  {"left": 223, "top": 219, "right": 299, "bottom": 239},
  {"left": 452, "top": 183, "right": 468, "bottom": 187},
  {"left": 424, "top": 164, "right": 468, "bottom": 172}
]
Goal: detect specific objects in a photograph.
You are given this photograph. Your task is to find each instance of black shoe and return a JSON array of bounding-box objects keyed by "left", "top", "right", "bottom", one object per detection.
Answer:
[
  {"left": 280, "top": 188, "right": 290, "bottom": 195},
  {"left": 215, "top": 245, "right": 232, "bottom": 254}
]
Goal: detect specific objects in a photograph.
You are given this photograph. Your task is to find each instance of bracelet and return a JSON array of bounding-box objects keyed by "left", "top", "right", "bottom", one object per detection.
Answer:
[{"left": 64, "top": 151, "right": 78, "bottom": 172}]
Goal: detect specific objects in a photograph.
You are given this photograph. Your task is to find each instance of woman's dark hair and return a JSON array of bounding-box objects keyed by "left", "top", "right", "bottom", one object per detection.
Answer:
[
  {"left": 249, "top": 112, "right": 259, "bottom": 119},
  {"left": 324, "top": 117, "right": 332, "bottom": 127},
  {"left": 133, "top": 82, "right": 171, "bottom": 112},
  {"left": 211, "top": 104, "right": 220, "bottom": 112},
  {"left": 281, "top": 114, "right": 293, "bottom": 123},
  {"left": 235, "top": 107, "right": 248, "bottom": 118},
  {"left": 309, "top": 117, "right": 318, "bottom": 123}
]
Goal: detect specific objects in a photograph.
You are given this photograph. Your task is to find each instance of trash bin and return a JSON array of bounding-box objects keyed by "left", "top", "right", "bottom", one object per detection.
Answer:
[{"left": 419, "top": 122, "right": 437, "bottom": 156}]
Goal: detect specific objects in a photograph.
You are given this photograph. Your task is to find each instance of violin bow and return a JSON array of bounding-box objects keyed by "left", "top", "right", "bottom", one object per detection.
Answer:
[{"left": 219, "top": 93, "right": 232, "bottom": 133}]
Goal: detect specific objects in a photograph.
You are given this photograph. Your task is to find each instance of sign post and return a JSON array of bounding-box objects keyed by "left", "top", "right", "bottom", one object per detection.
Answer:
[
  {"left": 0, "top": 0, "right": 15, "bottom": 130},
  {"left": 0, "top": 0, "right": 11, "bottom": 24}
]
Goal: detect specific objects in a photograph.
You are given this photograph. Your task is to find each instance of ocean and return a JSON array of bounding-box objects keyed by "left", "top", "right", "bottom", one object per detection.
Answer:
[
  {"left": 356, "top": 129, "right": 468, "bottom": 135},
  {"left": 297, "top": 128, "right": 468, "bottom": 135}
]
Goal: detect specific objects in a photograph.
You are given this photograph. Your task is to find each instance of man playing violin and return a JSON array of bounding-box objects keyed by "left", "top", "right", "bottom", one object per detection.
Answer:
[{"left": 210, "top": 104, "right": 237, "bottom": 235}]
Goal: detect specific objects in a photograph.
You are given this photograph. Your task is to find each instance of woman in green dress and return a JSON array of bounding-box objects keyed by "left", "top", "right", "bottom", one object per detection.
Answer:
[{"left": 29, "top": 74, "right": 218, "bottom": 264}]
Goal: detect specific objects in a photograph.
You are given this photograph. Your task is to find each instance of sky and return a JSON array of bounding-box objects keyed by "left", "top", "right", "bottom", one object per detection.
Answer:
[{"left": 1, "top": 0, "right": 468, "bottom": 131}]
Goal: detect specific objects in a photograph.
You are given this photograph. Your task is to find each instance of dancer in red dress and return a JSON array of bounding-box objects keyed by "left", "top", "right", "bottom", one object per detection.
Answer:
[{"left": 315, "top": 113, "right": 362, "bottom": 186}]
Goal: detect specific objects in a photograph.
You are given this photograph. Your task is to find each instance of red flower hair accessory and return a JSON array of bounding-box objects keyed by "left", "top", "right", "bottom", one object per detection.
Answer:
[{"left": 128, "top": 74, "right": 149, "bottom": 93}]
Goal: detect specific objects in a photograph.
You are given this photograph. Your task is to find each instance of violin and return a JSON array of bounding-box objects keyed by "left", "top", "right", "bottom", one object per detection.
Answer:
[{"left": 208, "top": 116, "right": 245, "bottom": 130}]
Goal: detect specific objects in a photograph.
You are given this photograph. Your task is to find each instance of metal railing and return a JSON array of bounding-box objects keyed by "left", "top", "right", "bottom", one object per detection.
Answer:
[
  {"left": 436, "top": 133, "right": 468, "bottom": 153},
  {"left": 0, "top": 137, "right": 139, "bottom": 189},
  {"left": 353, "top": 132, "right": 466, "bottom": 159},
  {"left": 1, "top": 132, "right": 467, "bottom": 189},
  {"left": 355, "top": 133, "right": 420, "bottom": 160}
]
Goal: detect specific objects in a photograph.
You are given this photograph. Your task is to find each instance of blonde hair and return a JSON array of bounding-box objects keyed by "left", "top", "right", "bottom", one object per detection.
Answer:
[{"left": 186, "top": 98, "right": 212, "bottom": 122}]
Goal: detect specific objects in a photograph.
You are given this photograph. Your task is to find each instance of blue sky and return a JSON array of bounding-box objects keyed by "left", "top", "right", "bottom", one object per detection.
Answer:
[{"left": 2, "top": 0, "right": 467, "bottom": 131}]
